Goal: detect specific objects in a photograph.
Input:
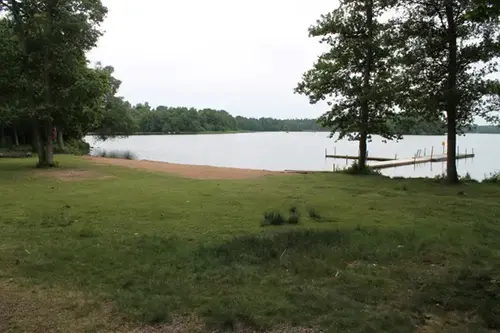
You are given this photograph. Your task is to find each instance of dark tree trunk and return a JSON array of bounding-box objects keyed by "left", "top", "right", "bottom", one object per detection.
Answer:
[
  {"left": 445, "top": 0, "right": 459, "bottom": 183},
  {"left": 0, "top": 126, "right": 5, "bottom": 148},
  {"left": 359, "top": 0, "right": 374, "bottom": 170},
  {"left": 33, "top": 123, "right": 46, "bottom": 165},
  {"left": 45, "top": 121, "right": 54, "bottom": 166},
  {"left": 34, "top": 122, "right": 55, "bottom": 167},
  {"left": 13, "top": 129, "right": 19, "bottom": 146},
  {"left": 57, "top": 128, "right": 64, "bottom": 151},
  {"left": 39, "top": 0, "right": 55, "bottom": 167}
]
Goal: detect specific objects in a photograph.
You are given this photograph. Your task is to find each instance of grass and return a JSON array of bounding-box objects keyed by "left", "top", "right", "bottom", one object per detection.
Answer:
[{"left": 1, "top": 155, "right": 500, "bottom": 332}]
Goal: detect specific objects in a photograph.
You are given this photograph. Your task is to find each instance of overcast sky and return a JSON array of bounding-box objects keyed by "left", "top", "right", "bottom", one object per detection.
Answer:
[{"left": 87, "top": 0, "right": 336, "bottom": 119}]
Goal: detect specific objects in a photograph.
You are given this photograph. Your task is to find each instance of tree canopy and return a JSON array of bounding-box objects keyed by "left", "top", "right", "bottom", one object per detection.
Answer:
[
  {"left": 295, "top": 0, "right": 401, "bottom": 170},
  {"left": 297, "top": 0, "right": 499, "bottom": 179},
  {"left": 0, "top": 0, "right": 135, "bottom": 164},
  {"left": 395, "top": 0, "right": 500, "bottom": 182}
]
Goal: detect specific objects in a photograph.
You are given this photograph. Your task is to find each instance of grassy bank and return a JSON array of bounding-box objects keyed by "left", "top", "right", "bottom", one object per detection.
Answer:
[{"left": 1, "top": 156, "right": 499, "bottom": 332}]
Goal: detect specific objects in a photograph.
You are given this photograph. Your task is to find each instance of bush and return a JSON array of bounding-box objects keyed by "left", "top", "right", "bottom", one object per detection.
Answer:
[
  {"left": 54, "top": 139, "right": 90, "bottom": 155},
  {"left": 459, "top": 172, "right": 478, "bottom": 183},
  {"left": 96, "top": 149, "right": 137, "bottom": 160},
  {"left": 483, "top": 171, "right": 500, "bottom": 184},
  {"left": 341, "top": 161, "right": 381, "bottom": 175}
]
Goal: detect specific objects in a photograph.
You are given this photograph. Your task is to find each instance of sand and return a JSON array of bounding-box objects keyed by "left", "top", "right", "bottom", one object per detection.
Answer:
[{"left": 85, "top": 156, "right": 284, "bottom": 180}]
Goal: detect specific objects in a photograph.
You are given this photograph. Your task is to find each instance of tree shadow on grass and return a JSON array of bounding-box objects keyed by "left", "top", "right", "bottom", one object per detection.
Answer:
[{"left": 11, "top": 226, "right": 500, "bottom": 332}]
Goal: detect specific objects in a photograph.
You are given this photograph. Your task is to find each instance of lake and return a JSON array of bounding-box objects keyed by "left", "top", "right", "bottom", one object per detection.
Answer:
[{"left": 85, "top": 132, "right": 500, "bottom": 180}]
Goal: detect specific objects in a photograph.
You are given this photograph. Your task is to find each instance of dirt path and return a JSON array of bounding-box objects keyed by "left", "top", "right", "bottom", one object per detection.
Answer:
[{"left": 85, "top": 156, "right": 285, "bottom": 180}]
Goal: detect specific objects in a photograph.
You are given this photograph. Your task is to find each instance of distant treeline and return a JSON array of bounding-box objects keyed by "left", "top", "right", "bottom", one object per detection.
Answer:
[
  {"left": 467, "top": 125, "right": 500, "bottom": 134},
  {"left": 128, "top": 103, "right": 325, "bottom": 133},
  {"left": 123, "top": 103, "right": 499, "bottom": 135}
]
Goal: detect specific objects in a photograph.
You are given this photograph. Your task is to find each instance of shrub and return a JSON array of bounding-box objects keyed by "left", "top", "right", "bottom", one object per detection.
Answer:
[
  {"left": 340, "top": 161, "right": 381, "bottom": 175},
  {"left": 459, "top": 172, "right": 478, "bottom": 183},
  {"left": 483, "top": 171, "right": 500, "bottom": 184},
  {"left": 54, "top": 139, "right": 90, "bottom": 155}
]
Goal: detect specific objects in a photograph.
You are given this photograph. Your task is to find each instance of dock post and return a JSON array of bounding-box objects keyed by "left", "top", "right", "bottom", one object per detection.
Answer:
[
  {"left": 334, "top": 147, "right": 337, "bottom": 155},
  {"left": 431, "top": 146, "right": 434, "bottom": 159},
  {"left": 472, "top": 147, "right": 474, "bottom": 155},
  {"left": 424, "top": 148, "right": 426, "bottom": 156},
  {"left": 395, "top": 153, "right": 398, "bottom": 160},
  {"left": 325, "top": 148, "right": 327, "bottom": 158}
]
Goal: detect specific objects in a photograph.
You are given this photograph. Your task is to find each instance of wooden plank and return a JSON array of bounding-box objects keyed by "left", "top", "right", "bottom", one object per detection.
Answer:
[
  {"left": 370, "top": 153, "right": 475, "bottom": 170},
  {"left": 325, "top": 155, "right": 395, "bottom": 161}
]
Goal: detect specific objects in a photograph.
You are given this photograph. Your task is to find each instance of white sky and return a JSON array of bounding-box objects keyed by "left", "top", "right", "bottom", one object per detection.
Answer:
[{"left": 87, "top": 0, "right": 336, "bottom": 119}]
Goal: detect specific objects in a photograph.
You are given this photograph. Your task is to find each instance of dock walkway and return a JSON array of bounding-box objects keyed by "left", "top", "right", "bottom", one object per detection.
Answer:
[
  {"left": 325, "top": 154, "right": 394, "bottom": 162},
  {"left": 370, "top": 153, "right": 475, "bottom": 170}
]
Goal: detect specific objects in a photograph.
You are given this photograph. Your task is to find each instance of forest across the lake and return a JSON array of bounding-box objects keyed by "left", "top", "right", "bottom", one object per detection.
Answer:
[{"left": 100, "top": 103, "right": 500, "bottom": 136}]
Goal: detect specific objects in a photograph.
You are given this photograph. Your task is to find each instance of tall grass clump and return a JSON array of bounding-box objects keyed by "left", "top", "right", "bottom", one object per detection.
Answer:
[
  {"left": 308, "top": 207, "right": 322, "bottom": 222},
  {"left": 261, "top": 207, "right": 301, "bottom": 226},
  {"left": 287, "top": 206, "right": 300, "bottom": 224},
  {"left": 261, "top": 210, "right": 286, "bottom": 226},
  {"left": 96, "top": 149, "right": 137, "bottom": 160}
]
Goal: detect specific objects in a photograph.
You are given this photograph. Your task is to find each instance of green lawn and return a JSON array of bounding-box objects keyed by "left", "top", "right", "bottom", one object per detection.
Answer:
[{"left": 1, "top": 156, "right": 499, "bottom": 332}]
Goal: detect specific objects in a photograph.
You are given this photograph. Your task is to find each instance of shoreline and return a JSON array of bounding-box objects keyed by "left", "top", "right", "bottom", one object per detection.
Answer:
[{"left": 85, "top": 156, "right": 286, "bottom": 179}]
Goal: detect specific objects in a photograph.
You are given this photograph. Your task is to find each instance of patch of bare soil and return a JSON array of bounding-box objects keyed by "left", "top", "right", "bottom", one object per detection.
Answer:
[
  {"left": 37, "top": 169, "right": 113, "bottom": 181},
  {"left": 85, "top": 156, "right": 285, "bottom": 180}
]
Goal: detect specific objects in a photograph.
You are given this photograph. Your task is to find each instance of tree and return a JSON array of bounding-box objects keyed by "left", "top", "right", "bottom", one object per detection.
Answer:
[
  {"left": 0, "top": 0, "right": 107, "bottom": 166},
  {"left": 295, "top": 0, "right": 400, "bottom": 171},
  {"left": 396, "top": 0, "right": 500, "bottom": 183}
]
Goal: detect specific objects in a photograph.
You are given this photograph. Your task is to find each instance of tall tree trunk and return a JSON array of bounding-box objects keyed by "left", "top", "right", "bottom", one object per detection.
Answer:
[
  {"left": 359, "top": 0, "right": 374, "bottom": 170},
  {"left": 13, "top": 128, "right": 19, "bottom": 146},
  {"left": 45, "top": 121, "right": 54, "bottom": 166},
  {"left": 0, "top": 126, "right": 5, "bottom": 148},
  {"left": 57, "top": 128, "right": 64, "bottom": 151},
  {"left": 33, "top": 123, "right": 46, "bottom": 166},
  {"left": 40, "top": 0, "right": 55, "bottom": 166},
  {"left": 445, "top": 0, "right": 459, "bottom": 183}
]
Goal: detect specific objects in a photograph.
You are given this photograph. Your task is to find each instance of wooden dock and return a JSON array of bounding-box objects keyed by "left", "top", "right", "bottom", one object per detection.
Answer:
[
  {"left": 325, "top": 148, "right": 396, "bottom": 161},
  {"left": 370, "top": 153, "right": 475, "bottom": 170},
  {"left": 325, "top": 154, "right": 395, "bottom": 162}
]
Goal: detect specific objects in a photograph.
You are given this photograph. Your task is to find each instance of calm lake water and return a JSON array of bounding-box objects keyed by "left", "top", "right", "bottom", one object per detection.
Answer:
[{"left": 85, "top": 132, "right": 500, "bottom": 180}]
